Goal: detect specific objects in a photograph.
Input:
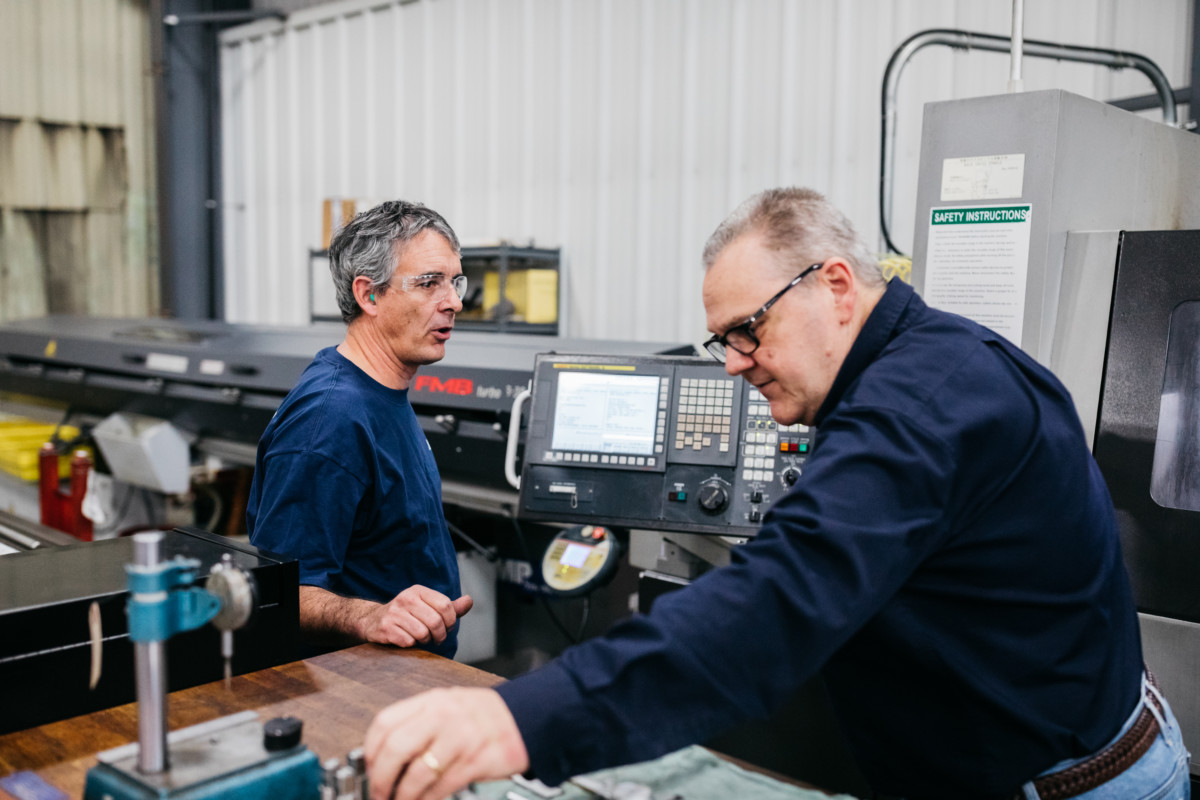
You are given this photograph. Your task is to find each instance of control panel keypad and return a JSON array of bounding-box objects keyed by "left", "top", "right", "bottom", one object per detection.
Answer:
[
  {"left": 674, "top": 377, "right": 733, "bottom": 454},
  {"left": 741, "top": 388, "right": 777, "bottom": 482}
]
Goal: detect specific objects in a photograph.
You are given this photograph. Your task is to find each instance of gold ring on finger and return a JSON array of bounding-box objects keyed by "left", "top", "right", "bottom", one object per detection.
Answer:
[{"left": 420, "top": 750, "right": 444, "bottom": 775}]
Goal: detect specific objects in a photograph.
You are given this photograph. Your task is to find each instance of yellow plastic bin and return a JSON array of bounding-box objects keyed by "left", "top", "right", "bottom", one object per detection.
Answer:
[{"left": 0, "top": 420, "right": 83, "bottom": 481}]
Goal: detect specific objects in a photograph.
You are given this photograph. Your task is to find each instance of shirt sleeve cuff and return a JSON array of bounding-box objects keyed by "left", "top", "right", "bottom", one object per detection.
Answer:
[{"left": 494, "top": 660, "right": 591, "bottom": 786}]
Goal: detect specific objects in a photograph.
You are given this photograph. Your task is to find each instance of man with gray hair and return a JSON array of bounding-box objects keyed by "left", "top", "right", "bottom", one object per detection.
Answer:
[
  {"left": 247, "top": 200, "right": 473, "bottom": 658},
  {"left": 361, "top": 189, "right": 1187, "bottom": 800}
]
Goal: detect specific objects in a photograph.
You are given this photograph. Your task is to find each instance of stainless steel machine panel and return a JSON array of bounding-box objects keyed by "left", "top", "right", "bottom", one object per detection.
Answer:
[{"left": 910, "top": 90, "right": 1200, "bottom": 367}]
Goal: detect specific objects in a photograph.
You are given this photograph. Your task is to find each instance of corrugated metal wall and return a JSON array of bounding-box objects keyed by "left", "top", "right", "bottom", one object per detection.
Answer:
[
  {"left": 220, "top": 0, "right": 1191, "bottom": 344},
  {"left": 0, "top": 0, "right": 158, "bottom": 322}
]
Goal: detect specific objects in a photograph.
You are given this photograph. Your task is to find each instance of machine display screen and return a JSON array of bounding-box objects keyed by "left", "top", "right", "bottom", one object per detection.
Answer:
[{"left": 551, "top": 371, "right": 661, "bottom": 456}]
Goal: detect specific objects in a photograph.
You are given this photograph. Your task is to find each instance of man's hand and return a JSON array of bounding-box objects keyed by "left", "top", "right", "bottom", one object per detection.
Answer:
[
  {"left": 297, "top": 585, "right": 472, "bottom": 647},
  {"left": 365, "top": 687, "right": 530, "bottom": 800},
  {"left": 359, "top": 586, "right": 474, "bottom": 648}
]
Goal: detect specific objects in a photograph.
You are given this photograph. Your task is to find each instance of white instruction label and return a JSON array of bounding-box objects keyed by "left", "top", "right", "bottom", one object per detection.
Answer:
[
  {"left": 560, "top": 542, "right": 592, "bottom": 568},
  {"left": 145, "top": 352, "right": 188, "bottom": 374},
  {"left": 941, "top": 154, "right": 1025, "bottom": 201},
  {"left": 924, "top": 205, "right": 1033, "bottom": 346}
]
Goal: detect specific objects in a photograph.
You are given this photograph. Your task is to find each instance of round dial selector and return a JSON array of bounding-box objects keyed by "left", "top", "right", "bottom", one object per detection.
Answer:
[
  {"left": 208, "top": 554, "right": 257, "bottom": 631},
  {"left": 781, "top": 466, "right": 802, "bottom": 487},
  {"left": 697, "top": 479, "right": 730, "bottom": 513}
]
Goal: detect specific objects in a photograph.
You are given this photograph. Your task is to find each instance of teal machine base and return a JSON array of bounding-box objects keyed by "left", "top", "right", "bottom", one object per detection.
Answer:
[{"left": 83, "top": 712, "right": 319, "bottom": 800}]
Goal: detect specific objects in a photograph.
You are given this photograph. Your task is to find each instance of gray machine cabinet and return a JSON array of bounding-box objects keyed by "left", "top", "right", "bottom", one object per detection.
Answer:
[{"left": 911, "top": 89, "right": 1200, "bottom": 368}]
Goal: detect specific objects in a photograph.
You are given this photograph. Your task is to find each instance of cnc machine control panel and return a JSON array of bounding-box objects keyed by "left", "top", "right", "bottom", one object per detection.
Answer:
[{"left": 518, "top": 354, "right": 815, "bottom": 536}]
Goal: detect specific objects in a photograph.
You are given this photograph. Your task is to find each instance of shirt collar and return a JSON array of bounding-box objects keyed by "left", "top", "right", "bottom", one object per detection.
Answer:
[{"left": 814, "top": 278, "right": 919, "bottom": 426}]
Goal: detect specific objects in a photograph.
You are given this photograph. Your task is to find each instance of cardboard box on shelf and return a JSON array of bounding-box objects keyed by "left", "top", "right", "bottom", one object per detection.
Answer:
[
  {"left": 321, "top": 198, "right": 383, "bottom": 250},
  {"left": 483, "top": 269, "right": 558, "bottom": 324}
]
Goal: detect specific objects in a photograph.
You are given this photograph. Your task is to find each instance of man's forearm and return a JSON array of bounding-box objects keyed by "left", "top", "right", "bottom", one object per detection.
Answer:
[{"left": 298, "top": 585, "right": 378, "bottom": 643}]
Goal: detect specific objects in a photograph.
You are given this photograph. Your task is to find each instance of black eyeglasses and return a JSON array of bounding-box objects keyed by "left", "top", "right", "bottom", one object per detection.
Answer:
[{"left": 703, "top": 262, "right": 823, "bottom": 362}]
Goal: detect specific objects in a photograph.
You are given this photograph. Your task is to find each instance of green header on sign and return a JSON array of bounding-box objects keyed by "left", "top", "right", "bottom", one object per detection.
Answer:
[{"left": 931, "top": 205, "right": 1031, "bottom": 225}]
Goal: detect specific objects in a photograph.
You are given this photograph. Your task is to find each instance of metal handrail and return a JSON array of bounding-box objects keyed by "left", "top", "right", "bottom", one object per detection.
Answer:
[{"left": 879, "top": 29, "right": 1177, "bottom": 256}]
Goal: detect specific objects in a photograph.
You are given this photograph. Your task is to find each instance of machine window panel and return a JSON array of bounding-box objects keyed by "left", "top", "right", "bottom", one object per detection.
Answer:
[{"left": 1150, "top": 300, "right": 1200, "bottom": 512}]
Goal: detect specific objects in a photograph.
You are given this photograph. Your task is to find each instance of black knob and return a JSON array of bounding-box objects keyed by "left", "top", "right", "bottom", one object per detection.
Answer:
[
  {"left": 263, "top": 716, "right": 304, "bottom": 751},
  {"left": 782, "top": 467, "right": 801, "bottom": 487},
  {"left": 698, "top": 481, "right": 729, "bottom": 513}
]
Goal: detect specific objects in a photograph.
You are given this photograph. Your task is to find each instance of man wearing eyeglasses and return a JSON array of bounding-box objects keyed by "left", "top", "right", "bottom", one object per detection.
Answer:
[
  {"left": 361, "top": 189, "right": 1188, "bottom": 800},
  {"left": 247, "top": 200, "right": 473, "bottom": 658}
]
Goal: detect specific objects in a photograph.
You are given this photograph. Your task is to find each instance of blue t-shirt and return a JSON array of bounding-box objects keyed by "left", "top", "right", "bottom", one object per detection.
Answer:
[
  {"left": 496, "top": 280, "right": 1142, "bottom": 797},
  {"left": 247, "top": 347, "right": 461, "bottom": 658}
]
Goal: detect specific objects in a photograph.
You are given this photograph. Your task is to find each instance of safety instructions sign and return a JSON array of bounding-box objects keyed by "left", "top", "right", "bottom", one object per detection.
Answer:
[{"left": 924, "top": 204, "right": 1033, "bottom": 346}]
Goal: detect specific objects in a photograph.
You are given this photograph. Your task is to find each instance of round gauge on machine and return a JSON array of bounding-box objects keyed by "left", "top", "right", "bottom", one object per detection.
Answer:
[{"left": 541, "top": 525, "right": 620, "bottom": 596}]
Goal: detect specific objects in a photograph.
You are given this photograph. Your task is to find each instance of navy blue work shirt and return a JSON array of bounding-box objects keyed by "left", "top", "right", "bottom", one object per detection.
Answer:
[
  {"left": 496, "top": 279, "right": 1142, "bottom": 798},
  {"left": 247, "top": 347, "right": 461, "bottom": 658}
]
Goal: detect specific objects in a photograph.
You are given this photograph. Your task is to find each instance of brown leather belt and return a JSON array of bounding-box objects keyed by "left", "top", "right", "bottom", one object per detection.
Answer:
[{"left": 1014, "top": 673, "right": 1164, "bottom": 800}]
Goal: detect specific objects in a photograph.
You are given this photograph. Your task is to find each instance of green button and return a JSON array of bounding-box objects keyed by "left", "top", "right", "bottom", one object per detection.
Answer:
[{"left": 798, "top": 443, "right": 809, "bottom": 453}]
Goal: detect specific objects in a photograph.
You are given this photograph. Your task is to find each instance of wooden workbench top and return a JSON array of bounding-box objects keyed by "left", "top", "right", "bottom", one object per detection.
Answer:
[{"left": 0, "top": 644, "right": 503, "bottom": 797}]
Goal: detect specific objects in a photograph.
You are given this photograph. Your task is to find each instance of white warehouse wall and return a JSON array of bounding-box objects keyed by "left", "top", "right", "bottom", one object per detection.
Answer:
[{"left": 219, "top": 0, "right": 1191, "bottom": 344}]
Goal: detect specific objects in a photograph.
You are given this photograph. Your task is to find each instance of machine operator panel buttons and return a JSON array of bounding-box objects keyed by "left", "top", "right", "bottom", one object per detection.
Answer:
[
  {"left": 674, "top": 377, "right": 733, "bottom": 453},
  {"left": 740, "top": 389, "right": 813, "bottom": 484},
  {"left": 777, "top": 422, "right": 811, "bottom": 454},
  {"left": 741, "top": 388, "right": 778, "bottom": 483},
  {"left": 543, "top": 450, "right": 657, "bottom": 468}
]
